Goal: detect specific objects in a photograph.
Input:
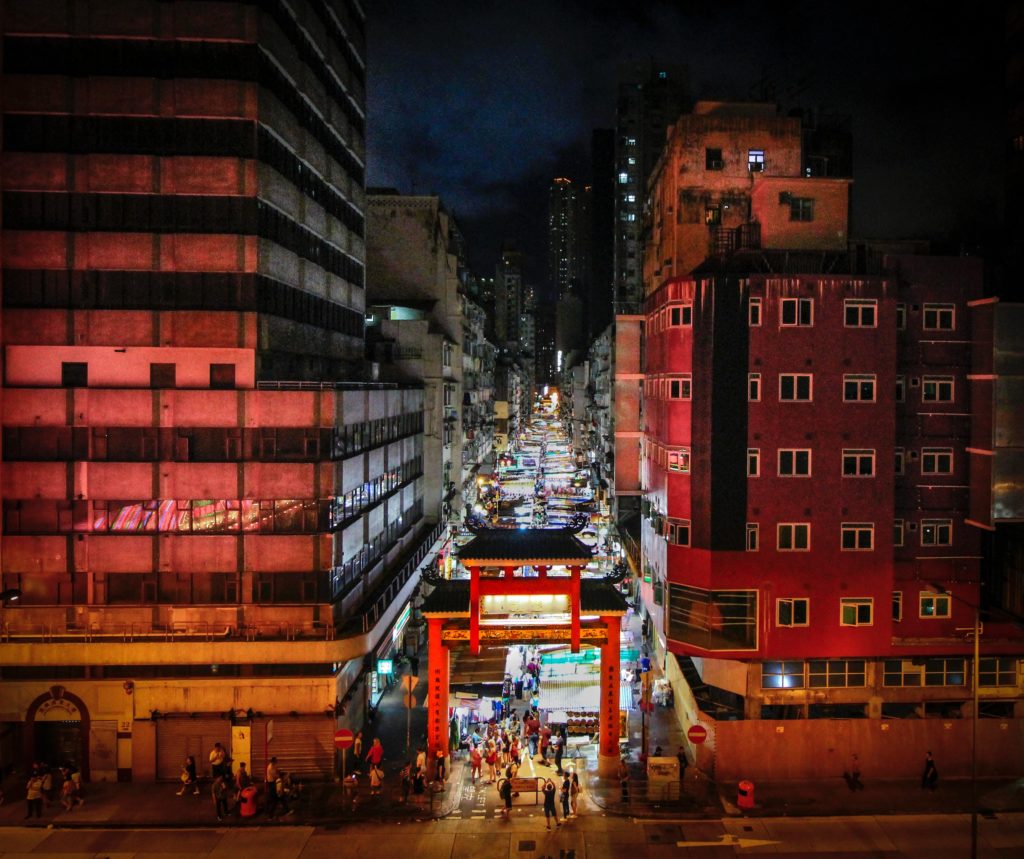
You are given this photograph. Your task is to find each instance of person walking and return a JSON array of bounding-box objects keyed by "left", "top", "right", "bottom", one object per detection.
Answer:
[
  {"left": 560, "top": 773, "right": 571, "bottom": 819},
  {"left": 617, "top": 757, "right": 630, "bottom": 803},
  {"left": 542, "top": 778, "right": 560, "bottom": 829},
  {"left": 435, "top": 747, "right": 447, "bottom": 784},
  {"left": 498, "top": 776, "right": 513, "bottom": 818},
  {"left": 676, "top": 746, "right": 688, "bottom": 785},
  {"left": 368, "top": 763, "right": 384, "bottom": 796},
  {"left": 25, "top": 771, "right": 44, "bottom": 819},
  {"left": 353, "top": 731, "right": 364, "bottom": 763},
  {"left": 553, "top": 731, "right": 565, "bottom": 775},
  {"left": 177, "top": 755, "right": 200, "bottom": 795},
  {"left": 470, "top": 744, "right": 483, "bottom": 781},
  {"left": 399, "top": 763, "right": 412, "bottom": 803},
  {"left": 208, "top": 742, "right": 227, "bottom": 779},
  {"left": 59, "top": 771, "right": 83, "bottom": 811},
  {"left": 274, "top": 770, "right": 294, "bottom": 816},
  {"left": 569, "top": 768, "right": 580, "bottom": 816},
  {"left": 365, "top": 737, "right": 384, "bottom": 770},
  {"left": 485, "top": 743, "right": 498, "bottom": 783},
  {"left": 212, "top": 775, "right": 229, "bottom": 821},
  {"left": 846, "top": 754, "right": 864, "bottom": 791},
  {"left": 265, "top": 756, "right": 280, "bottom": 817},
  {"left": 921, "top": 751, "right": 939, "bottom": 791},
  {"left": 233, "top": 762, "right": 252, "bottom": 814}
]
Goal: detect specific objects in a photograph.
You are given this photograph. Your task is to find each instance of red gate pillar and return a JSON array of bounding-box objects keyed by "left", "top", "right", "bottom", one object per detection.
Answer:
[
  {"left": 598, "top": 614, "right": 621, "bottom": 777},
  {"left": 427, "top": 616, "right": 450, "bottom": 769},
  {"left": 469, "top": 566, "right": 480, "bottom": 654},
  {"left": 569, "top": 566, "right": 582, "bottom": 653}
]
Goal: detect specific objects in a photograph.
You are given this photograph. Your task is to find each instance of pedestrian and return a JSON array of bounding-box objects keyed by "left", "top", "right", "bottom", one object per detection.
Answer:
[
  {"left": 353, "top": 731, "right": 363, "bottom": 762},
  {"left": 676, "top": 746, "right": 688, "bottom": 784},
  {"left": 233, "top": 761, "right": 252, "bottom": 813},
  {"left": 845, "top": 754, "right": 864, "bottom": 791},
  {"left": 400, "top": 763, "right": 412, "bottom": 803},
  {"left": 560, "top": 773, "right": 571, "bottom": 819},
  {"left": 365, "top": 737, "right": 384, "bottom": 769},
  {"left": 413, "top": 765, "right": 426, "bottom": 795},
  {"left": 415, "top": 746, "right": 426, "bottom": 775},
  {"left": 921, "top": 751, "right": 939, "bottom": 791},
  {"left": 485, "top": 743, "right": 498, "bottom": 783},
  {"left": 542, "top": 778, "right": 560, "bottom": 829},
  {"left": 208, "top": 742, "right": 227, "bottom": 779},
  {"left": 540, "top": 725, "right": 551, "bottom": 762},
  {"left": 498, "top": 776, "right": 513, "bottom": 817},
  {"left": 177, "top": 755, "right": 200, "bottom": 795},
  {"left": 569, "top": 768, "right": 580, "bottom": 816},
  {"left": 553, "top": 732, "right": 565, "bottom": 774},
  {"left": 410, "top": 655, "right": 420, "bottom": 675},
  {"left": 25, "top": 771, "right": 44, "bottom": 819},
  {"left": 59, "top": 771, "right": 83, "bottom": 811},
  {"left": 470, "top": 744, "right": 483, "bottom": 781},
  {"left": 274, "top": 770, "right": 294, "bottom": 816},
  {"left": 514, "top": 676, "right": 524, "bottom": 700},
  {"left": 617, "top": 757, "right": 630, "bottom": 803},
  {"left": 435, "top": 747, "right": 447, "bottom": 783},
  {"left": 265, "top": 756, "right": 280, "bottom": 817},
  {"left": 212, "top": 774, "right": 229, "bottom": 821},
  {"left": 368, "top": 763, "right": 384, "bottom": 796},
  {"left": 40, "top": 765, "right": 54, "bottom": 809}
]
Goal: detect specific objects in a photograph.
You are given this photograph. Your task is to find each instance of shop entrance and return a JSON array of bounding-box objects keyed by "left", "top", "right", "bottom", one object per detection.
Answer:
[
  {"left": 34, "top": 720, "right": 84, "bottom": 769},
  {"left": 421, "top": 526, "right": 628, "bottom": 777}
]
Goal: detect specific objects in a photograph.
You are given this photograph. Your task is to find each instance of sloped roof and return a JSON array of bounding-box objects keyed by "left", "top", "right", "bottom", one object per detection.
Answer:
[
  {"left": 458, "top": 528, "right": 594, "bottom": 565},
  {"left": 420, "top": 579, "right": 627, "bottom": 616}
]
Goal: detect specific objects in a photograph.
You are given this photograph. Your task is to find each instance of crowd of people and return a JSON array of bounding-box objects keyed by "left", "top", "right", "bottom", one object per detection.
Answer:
[{"left": 22, "top": 762, "right": 84, "bottom": 819}]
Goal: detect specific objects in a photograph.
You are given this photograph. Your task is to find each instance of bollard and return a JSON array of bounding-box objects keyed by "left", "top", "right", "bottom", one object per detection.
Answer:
[{"left": 737, "top": 779, "right": 755, "bottom": 809}]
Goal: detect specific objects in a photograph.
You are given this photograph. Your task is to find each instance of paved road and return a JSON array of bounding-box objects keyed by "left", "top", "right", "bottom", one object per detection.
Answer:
[{"left": 3, "top": 812, "right": 1023, "bottom": 857}]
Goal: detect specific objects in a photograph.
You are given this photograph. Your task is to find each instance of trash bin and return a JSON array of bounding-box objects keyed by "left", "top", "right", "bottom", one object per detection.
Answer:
[
  {"left": 737, "top": 779, "right": 755, "bottom": 809},
  {"left": 239, "top": 785, "right": 258, "bottom": 817}
]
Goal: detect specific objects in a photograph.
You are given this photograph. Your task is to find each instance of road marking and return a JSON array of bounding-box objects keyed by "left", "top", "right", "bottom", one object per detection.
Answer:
[{"left": 677, "top": 835, "right": 780, "bottom": 849}]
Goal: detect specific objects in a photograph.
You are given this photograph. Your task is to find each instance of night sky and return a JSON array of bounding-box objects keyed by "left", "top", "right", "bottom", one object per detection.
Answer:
[{"left": 366, "top": 1, "right": 1006, "bottom": 281}]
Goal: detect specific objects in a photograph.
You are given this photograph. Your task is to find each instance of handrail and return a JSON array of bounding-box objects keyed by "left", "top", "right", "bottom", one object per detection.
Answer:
[{"left": 0, "top": 619, "right": 335, "bottom": 644}]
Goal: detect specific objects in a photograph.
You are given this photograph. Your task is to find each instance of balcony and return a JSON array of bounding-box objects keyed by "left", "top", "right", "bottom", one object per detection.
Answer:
[{"left": 709, "top": 222, "right": 761, "bottom": 255}]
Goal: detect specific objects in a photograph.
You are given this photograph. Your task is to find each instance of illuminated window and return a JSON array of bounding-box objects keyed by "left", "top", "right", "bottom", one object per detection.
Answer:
[
  {"left": 842, "top": 449, "right": 875, "bottom": 477},
  {"left": 777, "top": 598, "right": 809, "bottom": 627},
  {"left": 779, "top": 373, "right": 812, "bottom": 401},
  {"left": 922, "top": 376, "right": 954, "bottom": 402},
  {"left": 923, "top": 303, "right": 955, "bottom": 330},
  {"left": 844, "top": 299, "right": 877, "bottom": 327},
  {"left": 921, "top": 447, "right": 953, "bottom": 474},
  {"left": 748, "top": 373, "right": 761, "bottom": 402},
  {"left": 789, "top": 197, "right": 814, "bottom": 221},
  {"left": 667, "top": 449, "right": 690, "bottom": 473},
  {"left": 840, "top": 522, "right": 874, "bottom": 551},
  {"left": 919, "top": 592, "right": 951, "bottom": 618},
  {"left": 921, "top": 519, "right": 952, "bottom": 546},
  {"left": 747, "top": 448, "right": 760, "bottom": 477},
  {"left": 748, "top": 297, "right": 762, "bottom": 326},
  {"left": 777, "top": 449, "right": 811, "bottom": 477},
  {"left": 777, "top": 523, "right": 810, "bottom": 551},
  {"left": 843, "top": 373, "right": 876, "bottom": 402},
  {"left": 748, "top": 149, "right": 765, "bottom": 172},
  {"left": 762, "top": 661, "right": 803, "bottom": 689},
  {"left": 705, "top": 206, "right": 721, "bottom": 225},
  {"left": 618, "top": 172, "right": 629, "bottom": 184},
  {"left": 840, "top": 598, "right": 873, "bottom": 626},
  {"left": 780, "top": 297, "right": 813, "bottom": 326},
  {"left": 746, "top": 523, "right": 759, "bottom": 551}
]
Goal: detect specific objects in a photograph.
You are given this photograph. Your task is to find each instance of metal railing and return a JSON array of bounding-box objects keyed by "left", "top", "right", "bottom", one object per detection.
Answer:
[{"left": 0, "top": 619, "right": 336, "bottom": 644}]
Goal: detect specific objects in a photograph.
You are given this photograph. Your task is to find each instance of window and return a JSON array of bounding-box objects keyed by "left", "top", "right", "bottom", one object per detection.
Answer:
[
  {"left": 895, "top": 448, "right": 905, "bottom": 475},
  {"left": 892, "top": 591, "right": 903, "bottom": 621},
  {"left": 779, "top": 373, "right": 812, "bottom": 401},
  {"left": 61, "top": 362, "right": 88, "bottom": 387},
  {"left": 780, "top": 297, "right": 813, "bottom": 326},
  {"left": 746, "top": 523, "right": 759, "bottom": 551},
  {"left": 705, "top": 148, "right": 724, "bottom": 170},
  {"left": 666, "top": 519, "right": 690, "bottom": 546},
  {"left": 762, "top": 661, "right": 803, "bottom": 689},
  {"left": 919, "top": 592, "right": 951, "bottom": 618},
  {"left": 896, "top": 375, "right": 905, "bottom": 402},
  {"left": 840, "top": 598, "right": 873, "bottom": 626},
  {"left": 705, "top": 206, "right": 721, "bottom": 225},
  {"left": 668, "top": 376, "right": 692, "bottom": 400},
  {"left": 921, "top": 519, "right": 952, "bottom": 546},
  {"left": 618, "top": 172, "right": 629, "bottom": 184},
  {"left": 777, "top": 523, "right": 810, "bottom": 551},
  {"left": 209, "top": 363, "right": 235, "bottom": 389},
  {"left": 978, "top": 657, "right": 1018, "bottom": 687},
  {"left": 843, "top": 374, "right": 876, "bottom": 402},
  {"left": 921, "top": 447, "right": 953, "bottom": 475},
  {"left": 842, "top": 449, "right": 875, "bottom": 477},
  {"left": 778, "top": 449, "right": 811, "bottom": 477},
  {"left": 150, "top": 363, "right": 176, "bottom": 388},
  {"left": 922, "top": 375, "right": 954, "bottom": 403},
  {"left": 667, "top": 449, "right": 690, "bottom": 473},
  {"left": 748, "top": 373, "right": 761, "bottom": 402},
  {"left": 747, "top": 448, "right": 760, "bottom": 477},
  {"left": 896, "top": 303, "right": 907, "bottom": 330},
  {"left": 893, "top": 519, "right": 904, "bottom": 547},
  {"left": 442, "top": 342, "right": 453, "bottom": 368},
  {"left": 841, "top": 522, "right": 874, "bottom": 551},
  {"left": 443, "top": 384, "right": 454, "bottom": 407},
  {"left": 669, "top": 304, "right": 692, "bottom": 326},
  {"left": 844, "top": 298, "right": 877, "bottom": 327},
  {"left": 923, "top": 303, "right": 955, "bottom": 330},
  {"left": 789, "top": 197, "right": 814, "bottom": 222},
  {"left": 884, "top": 660, "right": 921, "bottom": 686},
  {"left": 749, "top": 297, "right": 762, "bottom": 326},
  {"left": 808, "top": 659, "right": 865, "bottom": 688},
  {"left": 748, "top": 149, "right": 765, "bottom": 172},
  {"left": 777, "top": 598, "right": 809, "bottom": 627},
  {"left": 925, "top": 658, "right": 965, "bottom": 686}
]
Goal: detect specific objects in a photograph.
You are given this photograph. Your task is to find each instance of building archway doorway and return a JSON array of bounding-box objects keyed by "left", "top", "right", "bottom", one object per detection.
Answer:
[{"left": 25, "top": 687, "right": 90, "bottom": 780}]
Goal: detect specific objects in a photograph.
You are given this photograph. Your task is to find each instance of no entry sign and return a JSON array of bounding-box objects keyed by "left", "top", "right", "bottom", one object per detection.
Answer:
[
  {"left": 334, "top": 728, "right": 355, "bottom": 750},
  {"left": 687, "top": 724, "right": 708, "bottom": 744}
]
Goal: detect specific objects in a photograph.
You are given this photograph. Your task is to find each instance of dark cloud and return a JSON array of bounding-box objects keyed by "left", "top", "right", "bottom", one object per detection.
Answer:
[{"left": 366, "top": 1, "right": 1006, "bottom": 274}]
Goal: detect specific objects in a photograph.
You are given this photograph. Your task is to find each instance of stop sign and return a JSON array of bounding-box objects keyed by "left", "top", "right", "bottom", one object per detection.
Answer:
[
  {"left": 687, "top": 724, "right": 708, "bottom": 744},
  {"left": 334, "top": 728, "right": 355, "bottom": 750}
]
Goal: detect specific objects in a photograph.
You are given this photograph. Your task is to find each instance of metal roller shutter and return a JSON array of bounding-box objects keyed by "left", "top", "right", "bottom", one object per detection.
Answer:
[
  {"left": 156, "top": 719, "right": 232, "bottom": 781},
  {"left": 250, "top": 717, "right": 334, "bottom": 781}
]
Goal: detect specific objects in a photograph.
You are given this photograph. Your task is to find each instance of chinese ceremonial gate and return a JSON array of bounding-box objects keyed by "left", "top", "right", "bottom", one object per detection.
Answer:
[{"left": 420, "top": 528, "right": 627, "bottom": 777}]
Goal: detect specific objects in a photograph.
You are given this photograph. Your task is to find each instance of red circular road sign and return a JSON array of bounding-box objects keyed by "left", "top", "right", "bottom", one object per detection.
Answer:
[
  {"left": 687, "top": 724, "right": 708, "bottom": 744},
  {"left": 334, "top": 729, "right": 355, "bottom": 750}
]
